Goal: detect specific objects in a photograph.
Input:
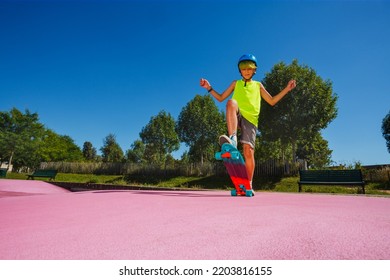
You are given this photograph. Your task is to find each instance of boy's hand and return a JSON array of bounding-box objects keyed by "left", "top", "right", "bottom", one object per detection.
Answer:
[
  {"left": 287, "top": 80, "right": 297, "bottom": 91},
  {"left": 200, "top": 78, "right": 211, "bottom": 89}
]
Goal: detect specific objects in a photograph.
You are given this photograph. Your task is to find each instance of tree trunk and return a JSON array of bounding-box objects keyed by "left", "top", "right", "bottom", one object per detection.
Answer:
[
  {"left": 8, "top": 150, "right": 14, "bottom": 171},
  {"left": 291, "top": 140, "right": 297, "bottom": 162}
]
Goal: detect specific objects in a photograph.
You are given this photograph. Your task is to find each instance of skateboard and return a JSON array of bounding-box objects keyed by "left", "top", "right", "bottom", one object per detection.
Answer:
[{"left": 215, "top": 143, "right": 254, "bottom": 197}]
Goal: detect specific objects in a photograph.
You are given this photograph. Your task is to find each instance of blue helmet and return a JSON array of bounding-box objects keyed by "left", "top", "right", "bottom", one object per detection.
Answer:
[{"left": 238, "top": 54, "right": 257, "bottom": 67}]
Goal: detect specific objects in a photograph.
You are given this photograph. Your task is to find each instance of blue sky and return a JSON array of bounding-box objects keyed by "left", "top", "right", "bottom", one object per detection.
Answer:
[{"left": 1, "top": 0, "right": 389, "bottom": 166}]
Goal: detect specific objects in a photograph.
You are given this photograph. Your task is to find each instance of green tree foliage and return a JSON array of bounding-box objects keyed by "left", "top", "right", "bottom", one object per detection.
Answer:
[
  {"left": 0, "top": 108, "right": 84, "bottom": 169},
  {"left": 296, "top": 132, "right": 332, "bottom": 168},
  {"left": 382, "top": 110, "right": 390, "bottom": 154},
  {"left": 139, "top": 111, "right": 179, "bottom": 165},
  {"left": 82, "top": 141, "right": 98, "bottom": 161},
  {"left": 176, "top": 94, "right": 225, "bottom": 164},
  {"left": 254, "top": 136, "right": 286, "bottom": 161},
  {"left": 100, "top": 134, "right": 124, "bottom": 162},
  {"left": 125, "top": 139, "right": 145, "bottom": 163},
  {"left": 0, "top": 108, "right": 45, "bottom": 169},
  {"left": 259, "top": 60, "right": 337, "bottom": 165},
  {"left": 39, "top": 129, "right": 83, "bottom": 162}
]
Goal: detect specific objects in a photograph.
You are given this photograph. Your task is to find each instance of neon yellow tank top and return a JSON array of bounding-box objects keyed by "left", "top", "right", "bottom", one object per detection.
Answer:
[{"left": 232, "top": 80, "right": 262, "bottom": 127}]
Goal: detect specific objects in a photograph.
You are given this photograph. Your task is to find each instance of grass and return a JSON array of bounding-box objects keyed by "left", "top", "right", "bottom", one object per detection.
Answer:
[{"left": 3, "top": 172, "right": 390, "bottom": 196}]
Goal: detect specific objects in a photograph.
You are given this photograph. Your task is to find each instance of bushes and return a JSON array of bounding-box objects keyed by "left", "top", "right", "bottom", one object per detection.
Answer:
[{"left": 363, "top": 166, "right": 390, "bottom": 183}]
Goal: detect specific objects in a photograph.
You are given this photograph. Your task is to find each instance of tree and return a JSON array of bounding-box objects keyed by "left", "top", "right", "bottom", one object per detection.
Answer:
[
  {"left": 0, "top": 108, "right": 84, "bottom": 169},
  {"left": 254, "top": 135, "right": 286, "bottom": 162},
  {"left": 296, "top": 132, "right": 332, "bottom": 168},
  {"left": 100, "top": 134, "right": 124, "bottom": 162},
  {"left": 176, "top": 95, "right": 225, "bottom": 164},
  {"left": 382, "top": 110, "right": 390, "bottom": 154},
  {"left": 140, "top": 110, "right": 180, "bottom": 165},
  {"left": 125, "top": 140, "right": 145, "bottom": 163},
  {"left": 83, "top": 141, "right": 97, "bottom": 161},
  {"left": 259, "top": 60, "right": 338, "bottom": 162},
  {"left": 39, "top": 129, "right": 83, "bottom": 162},
  {"left": 0, "top": 108, "right": 45, "bottom": 169}
]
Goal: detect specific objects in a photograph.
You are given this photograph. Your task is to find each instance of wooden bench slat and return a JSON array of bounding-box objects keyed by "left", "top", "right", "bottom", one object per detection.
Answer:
[
  {"left": 27, "top": 169, "right": 58, "bottom": 181},
  {"left": 298, "top": 169, "right": 365, "bottom": 194}
]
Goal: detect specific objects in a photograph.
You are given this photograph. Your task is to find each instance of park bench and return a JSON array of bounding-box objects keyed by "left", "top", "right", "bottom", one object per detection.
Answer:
[
  {"left": 27, "top": 169, "right": 58, "bottom": 181},
  {"left": 0, "top": 168, "right": 7, "bottom": 178},
  {"left": 298, "top": 169, "right": 365, "bottom": 194}
]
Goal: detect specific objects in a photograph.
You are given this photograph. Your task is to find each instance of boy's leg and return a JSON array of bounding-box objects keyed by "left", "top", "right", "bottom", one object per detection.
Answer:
[
  {"left": 219, "top": 99, "right": 238, "bottom": 146},
  {"left": 239, "top": 116, "right": 257, "bottom": 190},
  {"left": 226, "top": 99, "right": 238, "bottom": 136},
  {"left": 243, "top": 144, "right": 255, "bottom": 183}
]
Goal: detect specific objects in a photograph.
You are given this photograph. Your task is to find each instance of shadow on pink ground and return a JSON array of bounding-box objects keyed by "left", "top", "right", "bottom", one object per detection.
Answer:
[{"left": 0, "top": 179, "right": 389, "bottom": 260}]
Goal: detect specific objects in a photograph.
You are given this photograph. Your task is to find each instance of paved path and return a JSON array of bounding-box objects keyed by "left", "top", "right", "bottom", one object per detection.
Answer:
[{"left": 0, "top": 179, "right": 389, "bottom": 260}]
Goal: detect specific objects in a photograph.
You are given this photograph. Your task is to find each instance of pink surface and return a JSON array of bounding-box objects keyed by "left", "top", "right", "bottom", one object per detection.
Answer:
[
  {"left": 0, "top": 179, "right": 69, "bottom": 197},
  {"left": 0, "top": 179, "right": 389, "bottom": 260}
]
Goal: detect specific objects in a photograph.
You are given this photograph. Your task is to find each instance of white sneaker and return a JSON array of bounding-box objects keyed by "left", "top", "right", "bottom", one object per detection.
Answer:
[{"left": 219, "top": 135, "right": 237, "bottom": 148}]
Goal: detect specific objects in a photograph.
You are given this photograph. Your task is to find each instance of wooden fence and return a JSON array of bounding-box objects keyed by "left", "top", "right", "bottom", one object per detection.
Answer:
[{"left": 40, "top": 159, "right": 305, "bottom": 177}]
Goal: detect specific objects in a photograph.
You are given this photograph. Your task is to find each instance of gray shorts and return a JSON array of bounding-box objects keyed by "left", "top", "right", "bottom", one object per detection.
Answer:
[{"left": 237, "top": 111, "right": 257, "bottom": 149}]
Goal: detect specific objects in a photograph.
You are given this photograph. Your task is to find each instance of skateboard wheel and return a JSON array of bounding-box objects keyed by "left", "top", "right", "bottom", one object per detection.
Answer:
[
  {"left": 245, "top": 190, "right": 253, "bottom": 197},
  {"left": 215, "top": 152, "right": 222, "bottom": 160},
  {"left": 231, "top": 189, "right": 237, "bottom": 196}
]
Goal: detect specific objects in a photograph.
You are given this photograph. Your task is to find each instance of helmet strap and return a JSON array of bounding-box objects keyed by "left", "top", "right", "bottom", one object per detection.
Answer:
[{"left": 241, "top": 74, "right": 255, "bottom": 87}]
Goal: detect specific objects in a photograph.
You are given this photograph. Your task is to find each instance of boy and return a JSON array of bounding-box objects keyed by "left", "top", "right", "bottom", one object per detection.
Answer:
[{"left": 200, "top": 54, "right": 296, "bottom": 190}]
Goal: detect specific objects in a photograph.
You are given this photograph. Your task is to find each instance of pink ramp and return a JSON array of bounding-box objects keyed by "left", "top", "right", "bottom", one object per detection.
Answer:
[
  {"left": 0, "top": 179, "right": 70, "bottom": 197},
  {"left": 0, "top": 179, "right": 389, "bottom": 260}
]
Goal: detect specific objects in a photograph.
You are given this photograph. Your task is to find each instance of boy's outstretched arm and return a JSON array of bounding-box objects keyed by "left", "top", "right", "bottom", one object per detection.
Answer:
[
  {"left": 261, "top": 80, "right": 296, "bottom": 106},
  {"left": 200, "top": 78, "right": 235, "bottom": 102}
]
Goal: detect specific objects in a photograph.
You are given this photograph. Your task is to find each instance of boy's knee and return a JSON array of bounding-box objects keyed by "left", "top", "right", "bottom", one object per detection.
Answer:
[{"left": 226, "top": 99, "right": 238, "bottom": 111}]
